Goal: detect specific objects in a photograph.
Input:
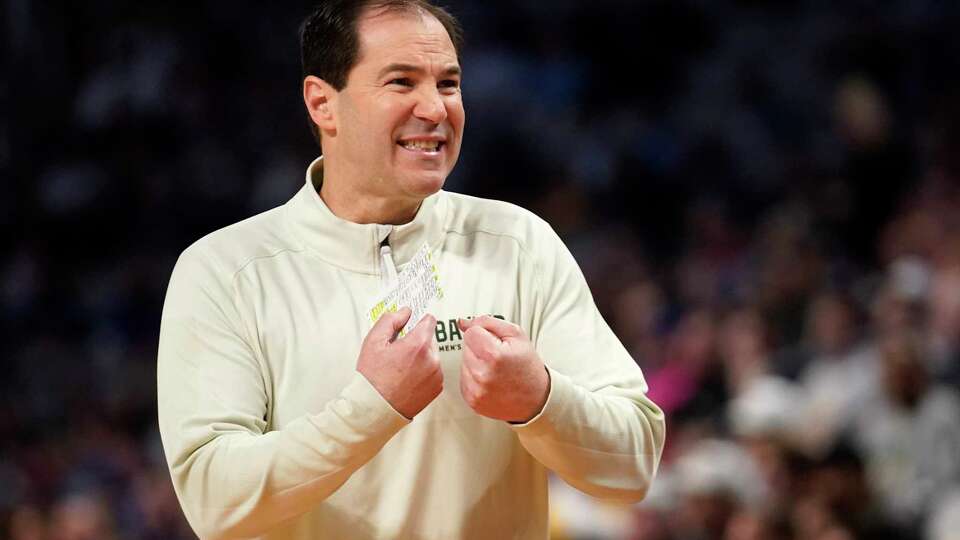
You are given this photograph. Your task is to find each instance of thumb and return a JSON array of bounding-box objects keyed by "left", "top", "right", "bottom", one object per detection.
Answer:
[
  {"left": 402, "top": 312, "right": 437, "bottom": 345},
  {"left": 369, "top": 307, "right": 412, "bottom": 343},
  {"left": 459, "top": 315, "right": 523, "bottom": 340}
]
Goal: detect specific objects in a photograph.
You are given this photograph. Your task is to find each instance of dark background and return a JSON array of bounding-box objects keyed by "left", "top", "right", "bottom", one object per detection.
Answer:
[{"left": 5, "top": 1, "right": 960, "bottom": 538}]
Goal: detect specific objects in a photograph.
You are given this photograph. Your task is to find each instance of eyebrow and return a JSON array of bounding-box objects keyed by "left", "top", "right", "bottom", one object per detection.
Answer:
[{"left": 377, "top": 63, "right": 462, "bottom": 79}]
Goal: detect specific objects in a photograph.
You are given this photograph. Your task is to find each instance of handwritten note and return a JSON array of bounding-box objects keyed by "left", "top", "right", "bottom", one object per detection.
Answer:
[{"left": 368, "top": 243, "right": 443, "bottom": 336}]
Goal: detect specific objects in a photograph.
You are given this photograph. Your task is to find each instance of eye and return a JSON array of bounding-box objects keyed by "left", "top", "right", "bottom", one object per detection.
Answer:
[
  {"left": 388, "top": 77, "right": 414, "bottom": 87},
  {"left": 438, "top": 79, "right": 461, "bottom": 92}
]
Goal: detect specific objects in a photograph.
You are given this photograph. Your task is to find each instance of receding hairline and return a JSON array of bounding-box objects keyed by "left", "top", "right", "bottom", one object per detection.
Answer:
[{"left": 352, "top": 3, "right": 460, "bottom": 65}]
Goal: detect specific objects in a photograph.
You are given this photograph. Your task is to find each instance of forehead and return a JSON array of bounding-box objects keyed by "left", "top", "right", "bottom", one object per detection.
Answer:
[{"left": 353, "top": 7, "right": 457, "bottom": 69}]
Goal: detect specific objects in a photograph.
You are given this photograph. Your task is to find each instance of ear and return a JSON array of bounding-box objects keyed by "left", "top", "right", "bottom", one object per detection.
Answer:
[{"left": 303, "top": 75, "right": 338, "bottom": 135}]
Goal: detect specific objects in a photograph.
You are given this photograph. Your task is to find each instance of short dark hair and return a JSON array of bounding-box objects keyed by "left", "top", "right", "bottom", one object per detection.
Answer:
[{"left": 299, "top": 0, "right": 464, "bottom": 147}]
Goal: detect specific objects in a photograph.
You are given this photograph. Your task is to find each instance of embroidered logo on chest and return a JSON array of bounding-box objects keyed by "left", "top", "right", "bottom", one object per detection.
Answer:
[{"left": 434, "top": 314, "right": 505, "bottom": 352}]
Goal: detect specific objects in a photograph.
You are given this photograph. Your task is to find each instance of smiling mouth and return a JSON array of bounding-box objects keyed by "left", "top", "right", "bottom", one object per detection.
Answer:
[{"left": 397, "top": 140, "right": 445, "bottom": 153}]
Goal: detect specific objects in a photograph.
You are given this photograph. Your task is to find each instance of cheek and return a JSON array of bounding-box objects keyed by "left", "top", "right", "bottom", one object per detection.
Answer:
[
  {"left": 349, "top": 97, "right": 407, "bottom": 144},
  {"left": 448, "top": 100, "right": 466, "bottom": 133},
  {"left": 338, "top": 101, "right": 370, "bottom": 147},
  {"left": 381, "top": 98, "right": 416, "bottom": 133}
]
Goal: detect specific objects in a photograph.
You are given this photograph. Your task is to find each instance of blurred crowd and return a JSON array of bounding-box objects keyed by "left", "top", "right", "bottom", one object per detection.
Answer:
[
  {"left": 550, "top": 159, "right": 960, "bottom": 540},
  {"left": 5, "top": 0, "right": 960, "bottom": 539}
]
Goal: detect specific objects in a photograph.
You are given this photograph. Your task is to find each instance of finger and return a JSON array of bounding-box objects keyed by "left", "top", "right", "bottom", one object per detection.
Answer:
[
  {"left": 463, "top": 325, "right": 501, "bottom": 361},
  {"left": 369, "top": 307, "right": 413, "bottom": 343},
  {"left": 459, "top": 346, "right": 474, "bottom": 381},
  {"left": 401, "top": 313, "right": 437, "bottom": 350},
  {"left": 459, "top": 353, "right": 483, "bottom": 406},
  {"left": 426, "top": 334, "right": 441, "bottom": 364},
  {"left": 460, "top": 344, "right": 485, "bottom": 379},
  {"left": 458, "top": 315, "right": 523, "bottom": 340},
  {"left": 459, "top": 364, "right": 473, "bottom": 405}
]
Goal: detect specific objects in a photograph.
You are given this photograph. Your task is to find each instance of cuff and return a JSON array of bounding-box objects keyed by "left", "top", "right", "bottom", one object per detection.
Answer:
[
  {"left": 331, "top": 372, "right": 412, "bottom": 435},
  {"left": 509, "top": 366, "right": 574, "bottom": 436}
]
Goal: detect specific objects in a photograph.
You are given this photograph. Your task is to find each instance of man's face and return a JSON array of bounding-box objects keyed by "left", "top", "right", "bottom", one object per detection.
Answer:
[{"left": 332, "top": 8, "right": 464, "bottom": 201}]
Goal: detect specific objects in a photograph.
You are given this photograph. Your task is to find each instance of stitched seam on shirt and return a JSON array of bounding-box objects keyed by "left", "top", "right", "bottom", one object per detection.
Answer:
[
  {"left": 194, "top": 243, "right": 298, "bottom": 426},
  {"left": 188, "top": 245, "right": 273, "bottom": 414},
  {"left": 299, "top": 250, "right": 380, "bottom": 276},
  {"left": 230, "top": 247, "right": 304, "bottom": 281},
  {"left": 281, "top": 202, "right": 380, "bottom": 275},
  {"left": 444, "top": 225, "right": 547, "bottom": 347},
  {"left": 444, "top": 227, "right": 533, "bottom": 257},
  {"left": 443, "top": 227, "right": 540, "bottom": 311},
  {"left": 229, "top": 248, "right": 303, "bottom": 431}
]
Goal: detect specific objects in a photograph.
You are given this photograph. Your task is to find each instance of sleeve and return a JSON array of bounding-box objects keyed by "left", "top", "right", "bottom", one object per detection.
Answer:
[
  {"left": 511, "top": 223, "right": 666, "bottom": 504},
  {"left": 157, "top": 245, "right": 409, "bottom": 540}
]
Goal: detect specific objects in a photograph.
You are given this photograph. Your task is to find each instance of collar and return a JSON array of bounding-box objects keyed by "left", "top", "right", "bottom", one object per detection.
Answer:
[{"left": 285, "top": 156, "right": 448, "bottom": 275}]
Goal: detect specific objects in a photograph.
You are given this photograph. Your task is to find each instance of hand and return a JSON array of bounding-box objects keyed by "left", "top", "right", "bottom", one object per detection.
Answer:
[
  {"left": 357, "top": 308, "right": 442, "bottom": 419},
  {"left": 458, "top": 316, "right": 550, "bottom": 423}
]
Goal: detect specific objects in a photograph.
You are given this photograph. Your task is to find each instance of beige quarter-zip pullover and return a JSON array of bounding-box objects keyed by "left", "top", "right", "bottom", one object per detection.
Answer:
[{"left": 157, "top": 157, "right": 665, "bottom": 540}]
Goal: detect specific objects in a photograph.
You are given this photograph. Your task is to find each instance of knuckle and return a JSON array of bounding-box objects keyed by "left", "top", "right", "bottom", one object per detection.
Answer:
[
  {"left": 460, "top": 381, "right": 477, "bottom": 405},
  {"left": 476, "top": 369, "right": 493, "bottom": 386},
  {"left": 417, "top": 330, "right": 434, "bottom": 350},
  {"left": 405, "top": 337, "right": 428, "bottom": 356}
]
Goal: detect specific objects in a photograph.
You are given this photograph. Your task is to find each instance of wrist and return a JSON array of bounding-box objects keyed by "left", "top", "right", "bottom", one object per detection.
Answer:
[{"left": 511, "top": 365, "right": 551, "bottom": 424}]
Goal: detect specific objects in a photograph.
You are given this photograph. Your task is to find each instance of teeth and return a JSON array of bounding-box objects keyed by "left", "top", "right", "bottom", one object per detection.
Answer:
[{"left": 401, "top": 140, "right": 440, "bottom": 151}]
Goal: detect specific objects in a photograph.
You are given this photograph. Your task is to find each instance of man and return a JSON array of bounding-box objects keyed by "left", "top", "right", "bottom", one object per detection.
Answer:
[{"left": 157, "top": 1, "right": 665, "bottom": 538}]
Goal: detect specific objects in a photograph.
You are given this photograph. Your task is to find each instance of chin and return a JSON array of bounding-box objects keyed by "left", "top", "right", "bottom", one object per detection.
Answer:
[{"left": 401, "top": 172, "right": 447, "bottom": 198}]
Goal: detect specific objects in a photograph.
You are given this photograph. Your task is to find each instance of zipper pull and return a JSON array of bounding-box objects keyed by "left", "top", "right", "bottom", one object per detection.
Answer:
[{"left": 380, "top": 237, "right": 398, "bottom": 290}]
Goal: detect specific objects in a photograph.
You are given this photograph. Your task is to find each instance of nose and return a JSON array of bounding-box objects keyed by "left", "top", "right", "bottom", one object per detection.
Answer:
[{"left": 413, "top": 85, "right": 447, "bottom": 124}]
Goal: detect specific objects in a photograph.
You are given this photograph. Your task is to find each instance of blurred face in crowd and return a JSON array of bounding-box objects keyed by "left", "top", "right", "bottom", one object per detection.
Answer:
[
  {"left": 880, "top": 333, "right": 927, "bottom": 408},
  {"left": 321, "top": 7, "right": 464, "bottom": 206},
  {"left": 806, "top": 294, "right": 854, "bottom": 354}
]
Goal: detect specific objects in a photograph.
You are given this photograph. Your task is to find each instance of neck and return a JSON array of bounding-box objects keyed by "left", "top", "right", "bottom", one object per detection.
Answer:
[{"left": 317, "top": 157, "right": 422, "bottom": 225}]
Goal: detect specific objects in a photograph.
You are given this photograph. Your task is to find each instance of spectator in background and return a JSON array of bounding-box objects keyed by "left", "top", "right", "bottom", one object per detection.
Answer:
[
  {"left": 792, "top": 292, "right": 879, "bottom": 457},
  {"left": 718, "top": 307, "right": 771, "bottom": 397},
  {"left": 47, "top": 492, "right": 118, "bottom": 540},
  {"left": 853, "top": 331, "right": 960, "bottom": 532}
]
